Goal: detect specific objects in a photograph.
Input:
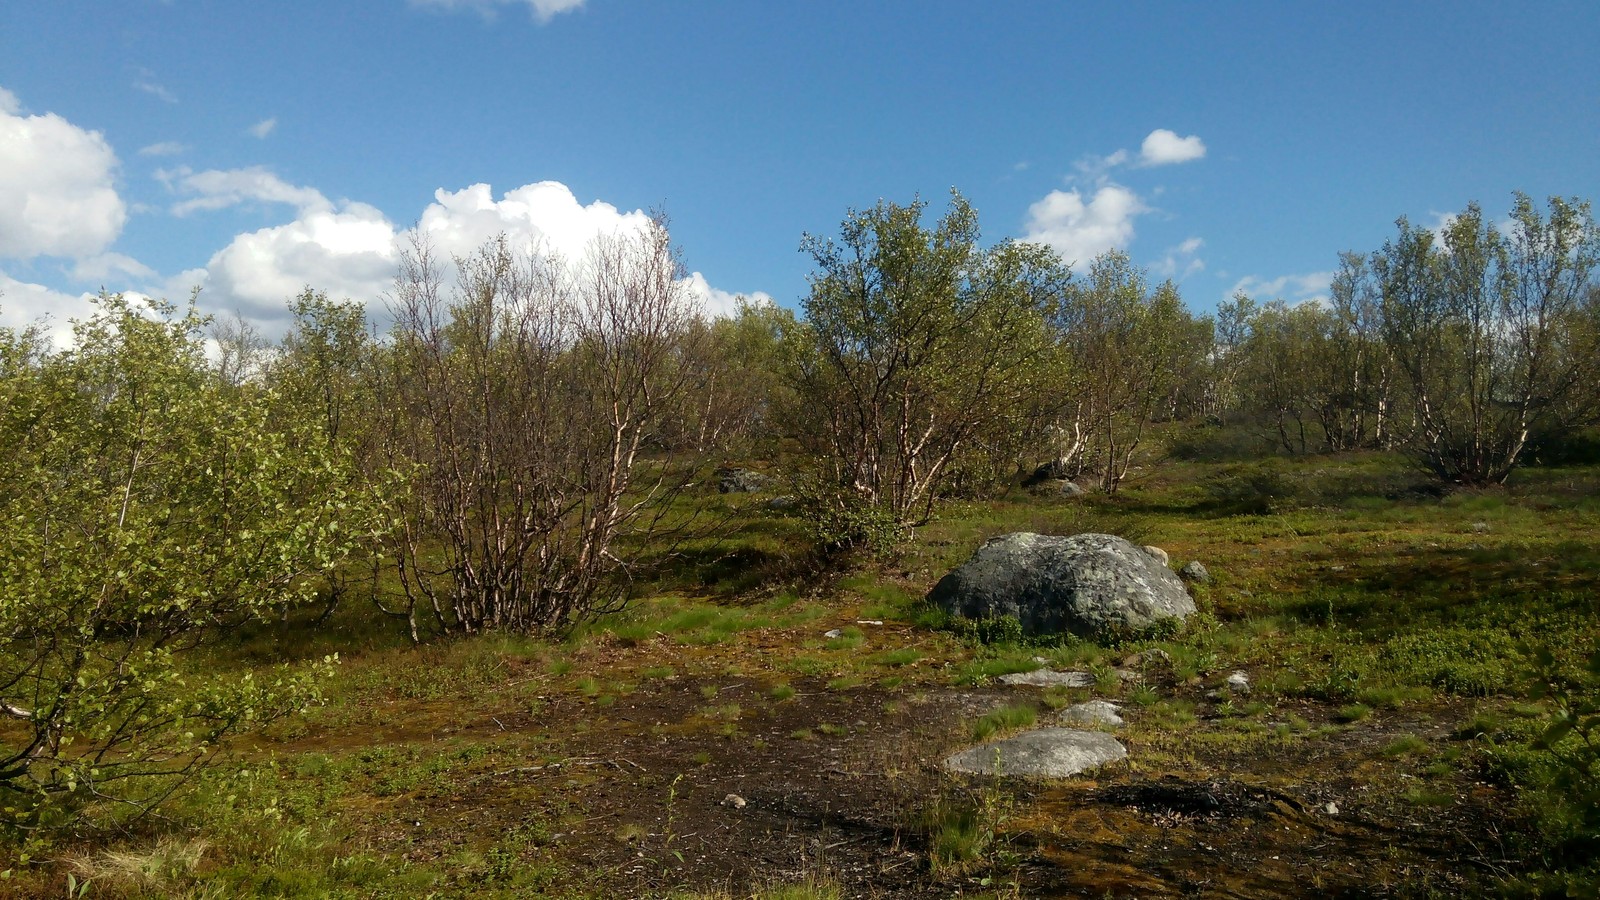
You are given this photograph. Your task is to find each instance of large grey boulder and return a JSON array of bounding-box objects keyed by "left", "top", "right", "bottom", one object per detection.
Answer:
[
  {"left": 943, "top": 728, "right": 1126, "bottom": 778},
  {"left": 928, "top": 533, "right": 1196, "bottom": 640}
]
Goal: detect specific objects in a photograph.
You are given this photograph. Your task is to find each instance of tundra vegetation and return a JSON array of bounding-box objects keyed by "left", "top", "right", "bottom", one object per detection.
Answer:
[{"left": 0, "top": 193, "right": 1596, "bottom": 897}]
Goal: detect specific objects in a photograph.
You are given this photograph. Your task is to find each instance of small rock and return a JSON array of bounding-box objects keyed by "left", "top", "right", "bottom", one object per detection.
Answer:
[
  {"left": 1059, "top": 480, "right": 1085, "bottom": 497},
  {"left": 1115, "top": 669, "right": 1141, "bottom": 682},
  {"left": 721, "top": 793, "right": 746, "bottom": 809},
  {"left": 855, "top": 620, "right": 884, "bottom": 626},
  {"left": 767, "top": 495, "right": 797, "bottom": 511},
  {"left": 1323, "top": 801, "right": 1339, "bottom": 816},
  {"left": 1141, "top": 545, "right": 1170, "bottom": 566},
  {"left": 1471, "top": 521, "right": 1490, "bottom": 534},
  {"left": 1178, "top": 560, "right": 1211, "bottom": 584},
  {"left": 1059, "top": 700, "right": 1124, "bottom": 727},
  {"left": 823, "top": 628, "right": 844, "bottom": 639},
  {"left": 1226, "top": 671, "right": 1251, "bottom": 694},
  {"left": 1122, "top": 648, "right": 1172, "bottom": 668},
  {"left": 998, "top": 669, "right": 1096, "bottom": 688},
  {"left": 943, "top": 728, "right": 1127, "bottom": 778}
]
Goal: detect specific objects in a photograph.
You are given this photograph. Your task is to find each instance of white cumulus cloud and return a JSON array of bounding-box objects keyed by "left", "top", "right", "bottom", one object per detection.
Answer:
[
  {"left": 0, "top": 89, "right": 127, "bottom": 260},
  {"left": 165, "top": 178, "right": 757, "bottom": 327},
  {"left": 1138, "top": 129, "right": 1206, "bottom": 167},
  {"left": 189, "top": 202, "right": 399, "bottom": 320},
  {"left": 0, "top": 269, "right": 98, "bottom": 344},
  {"left": 680, "top": 272, "right": 774, "bottom": 320},
  {"left": 416, "top": 181, "right": 653, "bottom": 265},
  {"left": 1021, "top": 184, "right": 1147, "bottom": 266}
]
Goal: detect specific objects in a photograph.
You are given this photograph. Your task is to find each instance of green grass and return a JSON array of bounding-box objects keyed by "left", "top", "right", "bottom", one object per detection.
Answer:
[
  {"left": 16, "top": 450, "right": 1600, "bottom": 896},
  {"left": 869, "top": 647, "right": 923, "bottom": 668},
  {"left": 971, "top": 703, "right": 1038, "bottom": 742}
]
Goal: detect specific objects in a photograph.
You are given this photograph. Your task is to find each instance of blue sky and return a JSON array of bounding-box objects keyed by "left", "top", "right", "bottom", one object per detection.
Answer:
[{"left": 2, "top": 1, "right": 1597, "bottom": 337}]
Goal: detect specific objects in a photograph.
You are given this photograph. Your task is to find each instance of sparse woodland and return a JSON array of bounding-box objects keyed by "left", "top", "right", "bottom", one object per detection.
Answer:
[{"left": 1, "top": 193, "right": 1599, "bottom": 897}]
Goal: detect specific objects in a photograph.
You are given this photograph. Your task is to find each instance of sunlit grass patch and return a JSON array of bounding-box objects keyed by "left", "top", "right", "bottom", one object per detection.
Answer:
[
  {"left": 971, "top": 703, "right": 1037, "bottom": 742},
  {"left": 1382, "top": 734, "right": 1430, "bottom": 758},
  {"left": 869, "top": 647, "right": 923, "bottom": 668},
  {"left": 824, "top": 625, "right": 866, "bottom": 650},
  {"left": 952, "top": 652, "right": 1040, "bottom": 686}
]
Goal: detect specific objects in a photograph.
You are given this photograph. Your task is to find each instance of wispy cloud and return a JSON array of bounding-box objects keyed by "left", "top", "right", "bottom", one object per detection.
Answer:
[
  {"left": 157, "top": 165, "right": 331, "bottom": 216},
  {"left": 1154, "top": 237, "right": 1206, "bottom": 279},
  {"left": 133, "top": 69, "right": 178, "bottom": 104},
  {"left": 138, "top": 141, "right": 187, "bottom": 157},
  {"left": 410, "top": 0, "right": 587, "bottom": 23},
  {"left": 1228, "top": 271, "right": 1336, "bottom": 306},
  {"left": 247, "top": 117, "right": 277, "bottom": 139},
  {"left": 70, "top": 252, "right": 157, "bottom": 283}
]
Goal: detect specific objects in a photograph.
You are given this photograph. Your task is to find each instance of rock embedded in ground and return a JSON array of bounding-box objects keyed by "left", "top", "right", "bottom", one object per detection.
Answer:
[
  {"left": 942, "top": 728, "right": 1127, "bottom": 778},
  {"left": 927, "top": 532, "right": 1197, "bottom": 640},
  {"left": 715, "top": 466, "right": 769, "bottom": 494},
  {"left": 1226, "top": 671, "right": 1250, "bottom": 694},
  {"left": 1122, "top": 648, "right": 1173, "bottom": 669},
  {"left": 1178, "top": 560, "right": 1212, "bottom": 583},
  {"left": 998, "top": 669, "right": 1096, "bottom": 688},
  {"left": 1058, "top": 700, "right": 1124, "bottom": 727}
]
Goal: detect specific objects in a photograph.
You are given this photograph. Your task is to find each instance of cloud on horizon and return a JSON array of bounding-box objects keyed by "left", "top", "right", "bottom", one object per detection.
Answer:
[{"left": 1227, "top": 270, "right": 1336, "bottom": 307}]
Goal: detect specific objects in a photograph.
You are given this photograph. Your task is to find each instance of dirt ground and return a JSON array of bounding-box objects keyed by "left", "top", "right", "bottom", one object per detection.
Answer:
[{"left": 290, "top": 653, "right": 1517, "bottom": 899}]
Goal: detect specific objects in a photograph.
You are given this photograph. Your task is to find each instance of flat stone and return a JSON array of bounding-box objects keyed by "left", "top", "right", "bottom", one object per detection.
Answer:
[
  {"left": 997, "top": 669, "right": 1095, "bottom": 688},
  {"left": 943, "top": 728, "right": 1127, "bottom": 778},
  {"left": 1058, "top": 700, "right": 1124, "bottom": 727}
]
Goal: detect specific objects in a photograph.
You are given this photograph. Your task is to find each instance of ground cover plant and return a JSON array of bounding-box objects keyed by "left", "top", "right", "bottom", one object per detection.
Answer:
[
  {"left": 0, "top": 446, "right": 1593, "bottom": 898},
  {"left": 2, "top": 196, "right": 1597, "bottom": 897}
]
